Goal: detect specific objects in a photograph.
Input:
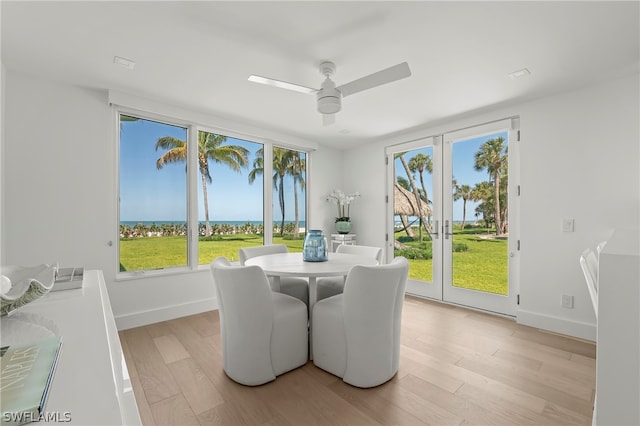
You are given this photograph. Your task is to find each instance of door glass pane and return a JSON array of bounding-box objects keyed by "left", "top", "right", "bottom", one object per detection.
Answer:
[
  {"left": 393, "top": 148, "right": 434, "bottom": 282},
  {"left": 119, "top": 115, "right": 188, "bottom": 272},
  {"left": 451, "top": 132, "right": 508, "bottom": 295},
  {"left": 272, "top": 147, "right": 307, "bottom": 253}
]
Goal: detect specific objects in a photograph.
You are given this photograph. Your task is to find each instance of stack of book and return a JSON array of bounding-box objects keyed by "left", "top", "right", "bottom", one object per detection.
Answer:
[{"left": 0, "top": 337, "right": 62, "bottom": 425}]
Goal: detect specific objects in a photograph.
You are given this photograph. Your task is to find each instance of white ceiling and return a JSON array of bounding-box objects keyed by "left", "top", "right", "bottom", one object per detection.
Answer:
[{"left": 2, "top": 1, "right": 639, "bottom": 149}]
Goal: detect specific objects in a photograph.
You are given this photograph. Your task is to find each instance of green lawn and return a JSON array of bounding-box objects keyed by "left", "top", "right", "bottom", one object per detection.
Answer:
[
  {"left": 119, "top": 234, "right": 304, "bottom": 271},
  {"left": 395, "top": 225, "right": 508, "bottom": 295},
  {"left": 120, "top": 226, "right": 507, "bottom": 295}
]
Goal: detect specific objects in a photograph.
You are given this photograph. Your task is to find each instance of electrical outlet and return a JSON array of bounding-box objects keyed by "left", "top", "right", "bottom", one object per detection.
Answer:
[{"left": 561, "top": 294, "right": 574, "bottom": 308}]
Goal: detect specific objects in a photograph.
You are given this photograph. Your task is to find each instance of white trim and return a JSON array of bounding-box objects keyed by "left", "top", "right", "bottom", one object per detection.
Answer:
[
  {"left": 517, "top": 308, "right": 596, "bottom": 342},
  {"left": 385, "top": 151, "right": 394, "bottom": 264},
  {"left": 113, "top": 106, "right": 122, "bottom": 274},
  {"left": 442, "top": 117, "right": 513, "bottom": 144},
  {"left": 113, "top": 105, "right": 312, "bottom": 277},
  {"left": 385, "top": 135, "right": 436, "bottom": 156},
  {"left": 115, "top": 297, "right": 218, "bottom": 330},
  {"left": 263, "top": 143, "right": 274, "bottom": 243},
  {"left": 386, "top": 117, "right": 519, "bottom": 316},
  {"left": 188, "top": 125, "right": 199, "bottom": 269},
  {"left": 442, "top": 118, "right": 518, "bottom": 316},
  {"left": 115, "top": 110, "right": 191, "bottom": 276}
]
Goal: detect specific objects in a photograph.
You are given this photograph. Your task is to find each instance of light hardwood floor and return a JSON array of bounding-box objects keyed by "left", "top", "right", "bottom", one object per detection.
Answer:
[{"left": 119, "top": 296, "right": 596, "bottom": 425}]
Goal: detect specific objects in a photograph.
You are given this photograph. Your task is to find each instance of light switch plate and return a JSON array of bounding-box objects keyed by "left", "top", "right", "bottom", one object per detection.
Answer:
[
  {"left": 562, "top": 294, "right": 574, "bottom": 308},
  {"left": 562, "top": 218, "right": 574, "bottom": 232}
]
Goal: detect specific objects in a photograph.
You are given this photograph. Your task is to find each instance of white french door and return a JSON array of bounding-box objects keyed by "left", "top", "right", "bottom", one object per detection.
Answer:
[{"left": 386, "top": 118, "right": 519, "bottom": 316}]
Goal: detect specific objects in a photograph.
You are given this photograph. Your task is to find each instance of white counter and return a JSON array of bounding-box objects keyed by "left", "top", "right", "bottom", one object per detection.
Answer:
[
  {"left": 595, "top": 229, "right": 639, "bottom": 426},
  {"left": 0, "top": 270, "right": 141, "bottom": 425}
]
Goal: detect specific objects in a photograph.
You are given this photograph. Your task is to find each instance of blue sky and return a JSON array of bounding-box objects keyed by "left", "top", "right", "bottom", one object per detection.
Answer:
[
  {"left": 120, "top": 116, "right": 505, "bottom": 224},
  {"left": 119, "top": 117, "right": 305, "bottom": 222},
  {"left": 394, "top": 131, "right": 507, "bottom": 222}
]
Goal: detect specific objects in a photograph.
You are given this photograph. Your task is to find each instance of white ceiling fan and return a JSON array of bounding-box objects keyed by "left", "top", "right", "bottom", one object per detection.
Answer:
[{"left": 248, "top": 61, "right": 411, "bottom": 125}]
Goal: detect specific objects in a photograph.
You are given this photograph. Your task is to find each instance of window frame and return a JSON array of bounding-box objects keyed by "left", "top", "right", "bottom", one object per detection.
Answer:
[{"left": 115, "top": 106, "right": 310, "bottom": 279}]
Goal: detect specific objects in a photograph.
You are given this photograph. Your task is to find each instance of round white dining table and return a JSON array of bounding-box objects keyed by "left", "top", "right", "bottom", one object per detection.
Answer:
[{"left": 244, "top": 251, "right": 378, "bottom": 311}]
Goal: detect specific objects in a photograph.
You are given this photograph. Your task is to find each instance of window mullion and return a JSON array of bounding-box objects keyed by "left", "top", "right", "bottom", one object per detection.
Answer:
[
  {"left": 188, "top": 125, "right": 199, "bottom": 269},
  {"left": 263, "top": 141, "right": 274, "bottom": 244}
]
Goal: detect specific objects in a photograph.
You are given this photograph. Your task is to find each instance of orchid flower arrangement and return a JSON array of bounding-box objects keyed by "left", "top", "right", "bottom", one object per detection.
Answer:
[{"left": 326, "top": 189, "right": 361, "bottom": 222}]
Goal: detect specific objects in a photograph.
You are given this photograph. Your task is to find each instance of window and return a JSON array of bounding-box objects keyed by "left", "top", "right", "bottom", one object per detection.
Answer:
[
  {"left": 119, "top": 115, "right": 188, "bottom": 272},
  {"left": 118, "top": 112, "right": 308, "bottom": 274},
  {"left": 271, "top": 146, "right": 307, "bottom": 251},
  {"left": 195, "top": 130, "right": 262, "bottom": 264}
]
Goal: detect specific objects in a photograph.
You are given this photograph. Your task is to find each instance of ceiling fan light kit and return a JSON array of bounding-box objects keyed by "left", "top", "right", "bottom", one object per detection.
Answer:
[
  {"left": 248, "top": 60, "right": 411, "bottom": 125},
  {"left": 317, "top": 67, "right": 342, "bottom": 114},
  {"left": 317, "top": 94, "right": 341, "bottom": 114}
]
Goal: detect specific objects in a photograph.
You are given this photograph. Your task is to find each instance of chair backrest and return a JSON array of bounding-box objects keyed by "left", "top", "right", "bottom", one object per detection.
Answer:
[
  {"left": 239, "top": 244, "right": 288, "bottom": 265},
  {"left": 210, "top": 256, "right": 276, "bottom": 384},
  {"left": 582, "top": 248, "right": 599, "bottom": 290},
  {"left": 579, "top": 249, "right": 598, "bottom": 318},
  {"left": 336, "top": 244, "right": 383, "bottom": 263},
  {"left": 341, "top": 256, "right": 409, "bottom": 387}
]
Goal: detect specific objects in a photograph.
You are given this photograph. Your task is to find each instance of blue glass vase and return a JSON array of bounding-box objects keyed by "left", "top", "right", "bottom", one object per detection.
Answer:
[{"left": 303, "top": 230, "right": 328, "bottom": 262}]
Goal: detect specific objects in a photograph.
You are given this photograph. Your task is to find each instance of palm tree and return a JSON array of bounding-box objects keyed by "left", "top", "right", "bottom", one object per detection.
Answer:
[
  {"left": 249, "top": 147, "right": 301, "bottom": 237},
  {"left": 396, "top": 152, "right": 429, "bottom": 241},
  {"left": 453, "top": 184, "right": 473, "bottom": 230},
  {"left": 288, "top": 151, "right": 306, "bottom": 239},
  {"left": 394, "top": 176, "right": 415, "bottom": 238},
  {"left": 471, "top": 181, "right": 495, "bottom": 230},
  {"left": 272, "top": 148, "right": 294, "bottom": 236},
  {"left": 155, "top": 131, "right": 249, "bottom": 237},
  {"left": 474, "top": 137, "right": 507, "bottom": 235},
  {"left": 408, "top": 153, "right": 433, "bottom": 229}
]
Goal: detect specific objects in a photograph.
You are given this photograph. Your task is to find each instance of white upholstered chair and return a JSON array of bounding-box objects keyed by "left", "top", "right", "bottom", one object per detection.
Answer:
[
  {"left": 239, "top": 244, "right": 309, "bottom": 306},
  {"left": 316, "top": 244, "right": 383, "bottom": 302},
  {"left": 210, "top": 257, "right": 308, "bottom": 386},
  {"left": 580, "top": 248, "right": 599, "bottom": 318},
  {"left": 311, "top": 256, "right": 409, "bottom": 388}
]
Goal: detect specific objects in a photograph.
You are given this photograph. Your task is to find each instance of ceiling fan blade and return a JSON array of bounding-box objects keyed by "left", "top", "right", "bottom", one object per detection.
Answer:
[
  {"left": 322, "top": 113, "right": 336, "bottom": 126},
  {"left": 337, "top": 62, "right": 411, "bottom": 97},
  {"left": 248, "top": 75, "right": 317, "bottom": 95}
]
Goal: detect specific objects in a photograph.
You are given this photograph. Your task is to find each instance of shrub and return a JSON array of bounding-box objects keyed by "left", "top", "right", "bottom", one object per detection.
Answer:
[
  {"left": 199, "top": 235, "right": 224, "bottom": 242},
  {"left": 397, "top": 236, "right": 415, "bottom": 243},
  {"left": 395, "top": 245, "right": 432, "bottom": 260},
  {"left": 453, "top": 242, "right": 469, "bottom": 252}
]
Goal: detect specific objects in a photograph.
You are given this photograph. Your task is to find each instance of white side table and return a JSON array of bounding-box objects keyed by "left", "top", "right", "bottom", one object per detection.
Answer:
[{"left": 331, "top": 233, "right": 357, "bottom": 252}]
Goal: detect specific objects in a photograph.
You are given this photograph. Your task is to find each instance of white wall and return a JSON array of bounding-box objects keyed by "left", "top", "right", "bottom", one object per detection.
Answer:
[
  {"left": 3, "top": 74, "right": 114, "bottom": 269},
  {"left": 308, "top": 145, "right": 345, "bottom": 232},
  {"left": 344, "top": 73, "right": 640, "bottom": 340},
  {"left": 1, "top": 70, "right": 343, "bottom": 329}
]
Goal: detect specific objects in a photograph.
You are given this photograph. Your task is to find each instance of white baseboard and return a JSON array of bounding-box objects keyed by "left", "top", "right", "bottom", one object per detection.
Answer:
[
  {"left": 517, "top": 308, "right": 596, "bottom": 341},
  {"left": 405, "top": 292, "right": 596, "bottom": 342},
  {"left": 115, "top": 297, "right": 218, "bottom": 330}
]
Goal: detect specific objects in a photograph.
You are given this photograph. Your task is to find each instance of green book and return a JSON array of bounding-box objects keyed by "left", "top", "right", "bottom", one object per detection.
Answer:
[{"left": 0, "top": 337, "right": 62, "bottom": 426}]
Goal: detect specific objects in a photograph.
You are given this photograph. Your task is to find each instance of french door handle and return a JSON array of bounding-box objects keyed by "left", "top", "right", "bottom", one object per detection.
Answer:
[
  {"left": 444, "top": 220, "right": 453, "bottom": 239},
  {"left": 432, "top": 220, "right": 439, "bottom": 239}
]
